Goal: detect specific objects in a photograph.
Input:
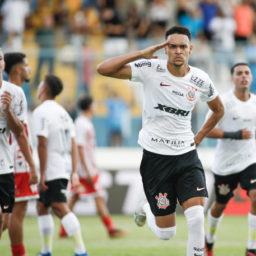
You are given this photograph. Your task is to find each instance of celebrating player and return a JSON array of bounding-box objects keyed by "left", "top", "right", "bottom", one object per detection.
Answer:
[
  {"left": 97, "top": 26, "right": 224, "bottom": 256},
  {"left": 33, "top": 75, "right": 88, "bottom": 256},
  {"left": 205, "top": 63, "right": 256, "bottom": 256}
]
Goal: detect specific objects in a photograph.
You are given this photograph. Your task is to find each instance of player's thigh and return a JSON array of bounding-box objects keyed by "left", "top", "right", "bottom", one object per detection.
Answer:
[
  {"left": 214, "top": 172, "right": 239, "bottom": 204},
  {"left": 176, "top": 167, "right": 208, "bottom": 207}
]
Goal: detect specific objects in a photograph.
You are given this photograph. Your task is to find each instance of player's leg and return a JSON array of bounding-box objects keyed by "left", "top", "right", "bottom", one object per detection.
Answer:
[
  {"left": 205, "top": 172, "right": 238, "bottom": 256},
  {"left": 94, "top": 195, "right": 128, "bottom": 238},
  {"left": 8, "top": 201, "right": 28, "bottom": 256},
  {"left": 2, "top": 212, "right": 9, "bottom": 231},
  {"left": 50, "top": 179, "right": 88, "bottom": 256},
  {"left": 241, "top": 164, "right": 256, "bottom": 256},
  {"left": 37, "top": 200, "right": 54, "bottom": 256},
  {"left": 0, "top": 210, "right": 3, "bottom": 239}
]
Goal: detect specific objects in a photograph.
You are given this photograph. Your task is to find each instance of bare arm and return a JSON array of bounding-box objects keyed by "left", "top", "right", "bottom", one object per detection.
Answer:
[
  {"left": 71, "top": 138, "right": 79, "bottom": 187},
  {"left": 37, "top": 136, "right": 48, "bottom": 192},
  {"left": 96, "top": 41, "right": 169, "bottom": 79},
  {"left": 194, "top": 96, "right": 224, "bottom": 146},
  {"left": 207, "top": 127, "right": 252, "bottom": 139},
  {"left": 77, "top": 145, "right": 93, "bottom": 184}
]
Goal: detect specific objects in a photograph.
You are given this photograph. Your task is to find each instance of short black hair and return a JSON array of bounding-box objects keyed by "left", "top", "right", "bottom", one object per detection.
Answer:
[
  {"left": 4, "top": 52, "right": 26, "bottom": 74},
  {"left": 165, "top": 26, "right": 191, "bottom": 41},
  {"left": 44, "top": 74, "right": 63, "bottom": 98},
  {"left": 231, "top": 62, "right": 251, "bottom": 74},
  {"left": 78, "top": 95, "right": 93, "bottom": 111}
]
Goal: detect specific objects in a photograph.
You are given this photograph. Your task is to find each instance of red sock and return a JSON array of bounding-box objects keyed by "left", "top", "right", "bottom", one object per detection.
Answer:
[
  {"left": 102, "top": 216, "right": 116, "bottom": 233},
  {"left": 11, "top": 244, "right": 25, "bottom": 256}
]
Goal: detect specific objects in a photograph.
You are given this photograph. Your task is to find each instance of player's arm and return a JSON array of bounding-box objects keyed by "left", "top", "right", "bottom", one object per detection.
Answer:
[
  {"left": 37, "top": 136, "right": 48, "bottom": 191},
  {"left": 77, "top": 144, "right": 94, "bottom": 184},
  {"left": 16, "top": 126, "right": 38, "bottom": 184},
  {"left": 71, "top": 138, "right": 79, "bottom": 188},
  {"left": 1, "top": 91, "right": 23, "bottom": 137},
  {"left": 96, "top": 41, "right": 169, "bottom": 79},
  {"left": 207, "top": 127, "right": 252, "bottom": 140},
  {"left": 194, "top": 96, "right": 224, "bottom": 146}
]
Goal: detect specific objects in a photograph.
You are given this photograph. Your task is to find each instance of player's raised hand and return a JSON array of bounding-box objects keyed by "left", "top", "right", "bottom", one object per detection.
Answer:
[
  {"left": 241, "top": 128, "right": 252, "bottom": 139},
  {"left": 140, "top": 41, "right": 169, "bottom": 59},
  {"left": 1, "top": 91, "right": 12, "bottom": 112}
]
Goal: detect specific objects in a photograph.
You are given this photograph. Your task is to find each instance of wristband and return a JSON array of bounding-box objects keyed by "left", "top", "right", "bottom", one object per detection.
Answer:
[{"left": 223, "top": 130, "right": 242, "bottom": 139}]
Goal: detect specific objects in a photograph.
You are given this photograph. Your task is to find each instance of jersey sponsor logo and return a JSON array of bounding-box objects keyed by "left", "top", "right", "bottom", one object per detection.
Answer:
[
  {"left": 250, "top": 179, "right": 256, "bottom": 184},
  {"left": 232, "top": 116, "right": 240, "bottom": 120},
  {"left": 156, "top": 64, "right": 166, "bottom": 72},
  {"left": 190, "top": 75, "right": 205, "bottom": 88},
  {"left": 154, "top": 103, "right": 190, "bottom": 116},
  {"left": 186, "top": 86, "right": 197, "bottom": 102},
  {"left": 160, "top": 82, "right": 171, "bottom": 87},
  {"left": 155, "top": 193, "right": 169, "bottom": 209},
  {"left": 196, "top": 187, "right": 205, "bottom": 191},
  {"left": 208, "top": 83, "right": 214, "bottom": 98},
  {"left": 134, "top": 61, "right": 151, "bottom": 68},
  {"left": 172, "top": 90, "right": 184, "bottom": 96},
  {"left": 151, "top": 137, "right": 185, "bottom": 148},
  {"left": 0, "top": 127, "right": 6, "bottom": 134},
  {"left": 218, "top": 184, "right": 230, "bottom": 195}
]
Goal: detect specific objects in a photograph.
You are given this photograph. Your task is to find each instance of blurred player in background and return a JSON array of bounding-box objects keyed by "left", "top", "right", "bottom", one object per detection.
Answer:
[
  {"left": 3, "top": 52, "right": 38, "bottom": 256},
  {"left": 0, "top": 49, "right": 27, "bottom": 239},
  {"left": 59, "top": 95, "right": 128, "bottom": 239},
  {"left": 33, "top": 75, "right": 88, "bottom": 256},
  {"left": 205, "top": 63, "right": 256, "bottom": 256},
  {"left": 97, "top": 26, "right": 224, "bottom": 256}
]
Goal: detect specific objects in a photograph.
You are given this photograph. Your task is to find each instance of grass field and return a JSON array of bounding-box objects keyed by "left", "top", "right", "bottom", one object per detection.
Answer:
[{"left": 1, "top": 214, "right": 249, "bottom": 256}]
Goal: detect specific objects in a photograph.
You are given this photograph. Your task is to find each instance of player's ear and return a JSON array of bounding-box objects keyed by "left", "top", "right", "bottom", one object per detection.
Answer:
[
  {"left": 164, "top": 45, "right": 167, "bottom": 55},
  {"left": 189, "top": 44, "right": 193, "bottom": 54}
]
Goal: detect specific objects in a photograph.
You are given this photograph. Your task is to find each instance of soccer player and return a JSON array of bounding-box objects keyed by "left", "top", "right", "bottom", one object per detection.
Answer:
[
  {"left": 33, "top": 75, "right": 88, "bottom": 256},
  {"left": 0, "top": 49, "right": 27, "bottom": 238},
  {"left": 97, "top": 26, "right": 224, "bottom": 256},
  {"left": 4, "top": 52, "right": 38, "bottom": 256},
  {"left": 59, "top": 95, "right": 128, "bottom": 238},
  {"left": 205, "top": 63, "right": 256, "bottom": 256}
]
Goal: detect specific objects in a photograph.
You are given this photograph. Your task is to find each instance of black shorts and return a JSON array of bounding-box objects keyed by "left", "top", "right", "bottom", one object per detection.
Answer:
[
  {"left": 140, "top": 149, "right": 208, "bottom": 216},
  {"left": 0, "top": 173, "right": 15, "bottom": 213},
  {"left": 214, "top": 163, "right": 256, "bottom": 204},
  {"left": 39, "top": 179, "right": 68, "bottom": 207}
]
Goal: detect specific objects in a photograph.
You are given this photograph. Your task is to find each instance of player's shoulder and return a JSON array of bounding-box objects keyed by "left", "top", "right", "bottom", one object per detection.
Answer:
[
  {"left": 250, "top": 92, "right": 256, "bottom": 103},
  {"left": 2, "top": 80, "right": 24, "bottom": 95},
  {"left": 132, "top": 58, "right": 164, "bottom": 70},
  {"left": 189, "top": 66, "right": 211, "bottom": 80}
]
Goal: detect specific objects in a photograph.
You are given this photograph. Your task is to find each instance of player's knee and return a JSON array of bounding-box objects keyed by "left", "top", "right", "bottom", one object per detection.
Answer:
[
  {"left": 185, "top": 205, "right": 204, "bottom": 231},
  {"left": 154, "top": 225, "right": 176, "bottom": 240}
]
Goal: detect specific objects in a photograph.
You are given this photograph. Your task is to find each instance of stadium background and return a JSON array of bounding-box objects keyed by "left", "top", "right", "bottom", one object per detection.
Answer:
[{"left": 1, "top": 0, "right": 255, "bottom": 215}]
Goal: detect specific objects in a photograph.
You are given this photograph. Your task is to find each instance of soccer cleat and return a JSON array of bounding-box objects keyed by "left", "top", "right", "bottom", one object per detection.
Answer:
[
  {"left": 246, "top": 249, "right": 256, "bottom": 256},
  {"left": 109, "top": 229, "right": 129, "bottom": 238},
  {"left": 134, "top": 198, "right": 147, "bottom": 227},
  {"left": 74, "top": 253, "right": 89, "bottom": 256},
  {"left": 205, "top": 239, "right": 214, "bottom": 256},
  {"left": 38, "top": 253, "right": 52, "bottom": 256}
]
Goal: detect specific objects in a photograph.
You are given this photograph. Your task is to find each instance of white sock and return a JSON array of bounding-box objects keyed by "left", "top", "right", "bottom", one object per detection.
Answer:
[
  {"left": 206, "top": 208, "right": 224, "bottom": 244},
  {"left": 38, "top": 214, "right": 54, "bottom": 254},
  {"left": 143, "top": 203, "right": 176, "bottom": 240},
  {"left": 61, "top": 212, "right": 86, "bottom": 254},
  {"left": 248, "top": 212, "right": 256, "bottom": 249},
  {"left": 184, "top": 205, "right": 205, "bottom": 256}
]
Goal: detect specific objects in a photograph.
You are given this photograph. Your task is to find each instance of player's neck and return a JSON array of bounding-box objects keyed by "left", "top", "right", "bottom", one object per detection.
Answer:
[
  {"left": 167, "top": 63, "right": 190, "bottom": 77},
  {"left": 9, "top": 74, "right": 23, "bottom": 87},
  {"left": 82, "top": 111, "right": 92, "bottom": 119},
  {"left": 234, "top": 89, "right": 250, "bottom": 102}
]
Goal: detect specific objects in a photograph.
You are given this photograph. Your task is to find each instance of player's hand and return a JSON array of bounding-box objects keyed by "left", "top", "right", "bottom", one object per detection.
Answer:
[
  {"left": 1, "top": 91, "right": 12, "bottom": 112},
  {"left": 194, "top": 133, "right": 204, "bottom": 147},
  {"left": 241, "top": 128, "right": 252, "bottom": 139},
  {"left": 71, "top": 172, "right": 80, "bottom": 188},
  {"left": 140, "top": 41, "right": 169, "bottom": 59},
  {"left": 39, "top": 176, "right": 48, "bottom": 192},
  {"left": 29, "top": 164, "right": 38, "bottom": 185}
]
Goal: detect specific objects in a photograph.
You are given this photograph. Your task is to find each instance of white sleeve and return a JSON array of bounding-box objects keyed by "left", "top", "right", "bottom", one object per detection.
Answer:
[
  {"left": 11, "top": 87, "right": 27, "bottom": 122},
  {"left": 69, "top": 118, "right": 75, "bottom": 138},
  {"left": 200, "top": 76, "right": 219, "bottom": 102},
  {"left": 33, "top": 109, "right": 49, "bottom": 138},
  {"left": 129, "top": 59, "right": 154, "bottom": 83},
  {"left": 75, "top": 119, "right": 86, "bottom": 147}
]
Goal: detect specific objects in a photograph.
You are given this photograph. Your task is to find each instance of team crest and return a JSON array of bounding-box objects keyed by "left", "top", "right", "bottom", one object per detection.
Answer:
[
  {"left": 218, "top": 184, "right": 230, "bottom": 195},
  {"left": 155, "top": 193, "right": 170, "bottom": 209},
  {"left": 186, "top": 86, "right": 197, "bottom": 102}
]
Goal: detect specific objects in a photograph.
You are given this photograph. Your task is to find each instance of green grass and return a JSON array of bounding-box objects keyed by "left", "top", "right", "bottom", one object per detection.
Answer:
[{"left": 1, "top": 215, "right": 248, "bottom": 256}]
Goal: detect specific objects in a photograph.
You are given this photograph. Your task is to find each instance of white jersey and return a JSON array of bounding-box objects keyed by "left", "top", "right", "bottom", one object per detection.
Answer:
[
  {"left": 0, "top": 80, "right": 26, "bottom": 175},
  {"left": 206, "top": 90, "right": 256, "bottom": 176},
  {"left": 130, "top": 59, "right": 218, "bottom": 155},
  {"left": 75, "top": 115, "right": 99, "bottom": 178},
  {"left": 33, "top": 100, "right": 75, "bottom": 181}
]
